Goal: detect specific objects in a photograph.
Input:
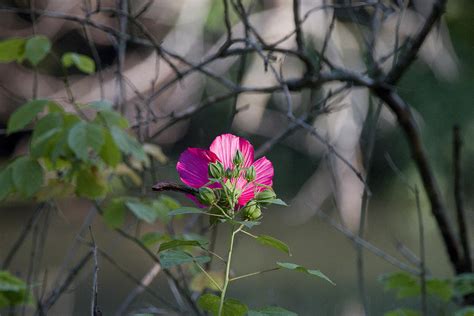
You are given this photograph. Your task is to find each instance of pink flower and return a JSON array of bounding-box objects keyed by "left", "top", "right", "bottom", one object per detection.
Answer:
[{"left": 177, "top": 134, "right": 274, "bottom": 206}]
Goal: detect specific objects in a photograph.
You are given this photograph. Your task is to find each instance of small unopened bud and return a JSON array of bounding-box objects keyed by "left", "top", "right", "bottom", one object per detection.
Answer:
[
  {"left": 197, "top": 187, "right": 216, "bottom": 206},
  {"left": 225, "top": 168, "right": 239, "bottom": 179},
  {"left": 233, "top": 150, "right": 244, "bottom": 167},
  {"left": 208, "top": 161, "right": 224, "bottom": 179},
  {"left": 245, "top": 166, "right": 256, "bottom": 182},
  {"left": 255, "top": 189, "right": 276, "bottom": 204},
  {"left": 242, "top": 204, "right": 262, "bottom": 220}
]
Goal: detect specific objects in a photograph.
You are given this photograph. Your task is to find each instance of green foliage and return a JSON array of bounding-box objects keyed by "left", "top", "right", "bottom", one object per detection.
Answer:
[
  {"left": 256, "top": 235, "right": 291, "bottom": 256},
  {"left": 454, "top": 273, "right": 474, "bottom": 297},
  {"left": 224, "top": 219, "right": 261, "bottom": 229},
  {"left": 0, "top": 271, "right": 32, "bottom": 308},
  {"left": 377, "top": 271, "right": 474, "bottom": 315},
  {"left": 100, "top": 131, "right": 122, "bottom": 167},
  {"left": 62, "top": 52, "right": 95, "bottom": 74},
  {"left": 168, "top": 207, "right": 206, "bottom": 216},
  {"left": 125, "top": 200, "right": 159, "bottom": 223},
  {"left": 426, "top": 279, "right": 453, "bottom": 302},
  {"left": 198, "top": 294, "right": 248, "bottom": 316},
  {"left": 0, "top": 38, "right": 26, "bottom": 62},
  {"left": 110, "top": 126, "right": 147, "bottom": 162},
  {"left": 455, "top": 307, "right": 474, "bottom": 316},
  {"left": 158, "top": 239, "right": 203, "bottom": 252},
  {"left": 0, "top": 95, "right": 158, "bottom": 202},
  {"left": 276, "top": 262, "right": 335, "bottom": 285},
  {"left": 379, "top": 272, "right": 420, "bottom": 299},
  {"left": 68, "top": 121, "right": 105, "bottom": 161},
  {"left": 102, "top": 195, "right": 180, "bottom": 228},
  {"left": 379, "top": 271, "right": 454, "bottom": 301},
  {"left": 266, "top": 198, "right": 288, "bottom": 206},
  {"left": 248, "top": 306, "right": 298, "bottom": 316},
  {"left": 75, "top": 166, "right": 107, "bottom": 199},
  {"left": 140, "top": 232, "right": 167, "bottom": 248},
  {"left": 384, "top": 309, "right": 420, "bottom": 316},
  {"left": 103, "top": 198, "right": 127, "bottom": 228},
  {"left": 25, "top": 35, "right": 51, "bottom": 66},
  {"left": 159, "top": 250, "right": 210, "bottom": 269},
  {"left": 159, "top": 195, "right": 181, "bottom": 210},
  {"left": 11, "top": 156, "right": 43, "bottom": 197},
  {"left": 0, "top": 168, "right": 14, "bottom": 200},
  {"left": 7, "top": 99, "right": 50, "bottom": 133}
]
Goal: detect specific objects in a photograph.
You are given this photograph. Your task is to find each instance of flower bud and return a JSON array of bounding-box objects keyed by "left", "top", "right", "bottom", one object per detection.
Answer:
[
  {"left": 197, "top": 187, "right": 216, "bottom": 206},
  {"left": 245, "top": 166, "right": 256, "bottom": 182},
  {"left": 208, "top": 161, "right": 224, "bottom": 179},
  {"left": 233, "top": 150, "right": 244, "bottom": 167},
  {"left": 242, "top": 204, "right": 262, "bottom": 220},
  {"left": 255, "top": 189, "right": 276, "bottom": 204}
]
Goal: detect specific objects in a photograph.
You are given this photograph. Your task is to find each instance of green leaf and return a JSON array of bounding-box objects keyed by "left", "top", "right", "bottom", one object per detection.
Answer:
[
  {"left": 198, "top": 294, "right": 248, "bottom": 316},
  {"left": 0, "top": 167, "right": 14, "bottom": 200},
  {"left": 7, "top": 99, "right": 49, "bottom": 133},
  {"left": 11, "top": 157, "right": 43, "bottom": 197},
  {"left": 168, "top": 207, "right": 206, "bottom": 216},
  {"left": 158, "top": 195, "right": 181, "bottom": 210},
  {"left": 159, "top": 250, "right": 210, "bottom": 269},
  {"left": 0, "top": 271, "right": 27, "bottom": 292},
  {"left": 125, "top": 201, "right": 157, "bottom": 223},
  {"left": 68, "top": 122, "right": 105, "bottom": 160},
  {"left": 110, "top": 126, "right": 147, "bottom": 161},
  {"left": 426, "top": 279, "right": 453, "bottom": 302},
  {"left": 151, "top": 200, "right": 171, "bottom": 223},
  {"left": 30, "top": 113, "right": 63, "bottom": 158},
  {"left": 98, "top": 110, "right": 129, "bottom": 129},
  {"left": 100, "top": 131, "right": 122, "bottom": 167},
  {"left": 31, "top": 113, "right": 63, "bottom": 142},
  {"left": 61, "top": 52, "right": 95, "bottom": 74},
  {"left": 455, "top": 307, "right": 474, "bottom": 316},
  {"left": 454, "top": 273, "right": 474, "bottom": 297},
  {"left": 267, "top": 199, "right": 288, "bottom": 206},
  {"left": 103, "top": 199, "right": 126, "bottom": 228},
  {"left": 75, "top": 167, "right": 107, "bottom": 199},
  {"left": 140, "top": 232, "right": 167, "bottom": 248},
  {"left": 30, "top": 127, "right": 62, "bottom": 158},
  {"left": 0, "top": 293, "right": 9, "bottom": 308},
  {"left": 181, "top": 233, "right": 208, "bottom": 247},
  {"left": 88, "top": 100, "right": 113, "bottom": 111},
  {"left": 384, "top": 309, "right": 421, "bottom": 316},
  {"left": 0, "top": 38, "right": 26, "bottom": 62},
  {"left": 378, "top": 272, "right": 420, "bottom": 299},
  {"left": 158, "top": 240, "right": 202, "bottom": 253},
  {"left": 48, "top": 114, "right": 79, "bottom": 159},
  {"left": 223, "top": 219, "right": 261, "bottom": 229},
  {"left": 256, "top": 235, "right": 291, "bottom": 256},
  {"left": 276, "top": 262, "right": 335, "bottom": 285},
  {"left": 0, "top": 270, "right": 31, "bottom": 308},
  {"left": 25, "top": 35, "right": 51, "bottom": 66},
  {"left": 248, "top": 306, "right": 298, "bottom": 316}
]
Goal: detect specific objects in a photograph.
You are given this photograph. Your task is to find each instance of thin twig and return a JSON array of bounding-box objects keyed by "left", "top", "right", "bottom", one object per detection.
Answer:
[{"left": 453, "top": 126, "right": 471, "bottom": 272}]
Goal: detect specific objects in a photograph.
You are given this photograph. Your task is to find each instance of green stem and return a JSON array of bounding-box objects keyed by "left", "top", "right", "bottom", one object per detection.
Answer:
[
  {"left": 240, "top": 229, "right": 258, "bottom": 239},
  {"left": 229, "top": 267, "right": 280, "bottom": 282},
  {"left": 218, "top": 224, "right": 243, "bottom": 316}
]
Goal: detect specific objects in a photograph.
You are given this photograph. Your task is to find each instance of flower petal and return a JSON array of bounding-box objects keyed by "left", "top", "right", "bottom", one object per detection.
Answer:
[
  {"left": 176, "top": 148, "right": 217, "bottom": 188},
  {"left": 209, "top": 134, "right": 254, "bottom": 169},
  {"left": 237, "top": 179, "right": 255, "bottom": 206},
  {"left": 253, "top": 156, "right": 274, "bottom": 188},
  {"left": 238, "top": 156, "right": 274, "bottom": 206}
]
